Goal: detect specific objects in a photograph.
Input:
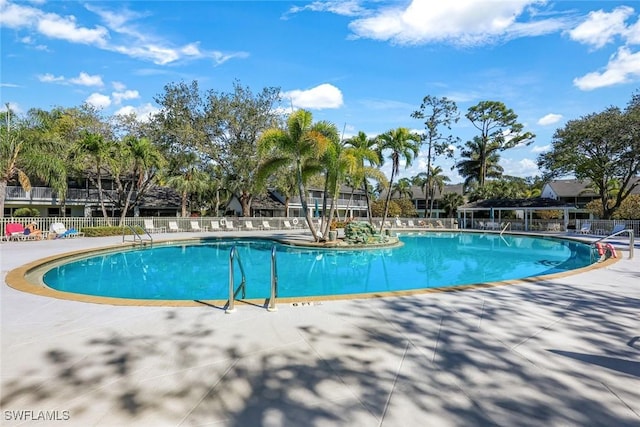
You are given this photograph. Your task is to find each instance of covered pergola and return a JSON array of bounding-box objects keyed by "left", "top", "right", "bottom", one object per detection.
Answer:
[{"left": 457, "top": 197, "right": 577, "bottom": 232}]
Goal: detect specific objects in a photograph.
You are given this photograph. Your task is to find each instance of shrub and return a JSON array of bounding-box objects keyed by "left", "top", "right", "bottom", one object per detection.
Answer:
[
  {"left": 13, "top": 207, "right": 40, "bottom": 217},
  {"left": 81, "top": 226, "right": 145, "bottom": 237}
]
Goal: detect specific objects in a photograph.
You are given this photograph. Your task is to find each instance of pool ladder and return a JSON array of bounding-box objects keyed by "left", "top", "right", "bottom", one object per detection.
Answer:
[
  {"left": 122, "top": 225, "right": 153, "bottom": 245},
  {"left": 591, "top": 228, "right": 634, "bottom": 261},
  {"left": 225, "top": 245, "right": 279, "bottom": 313}
]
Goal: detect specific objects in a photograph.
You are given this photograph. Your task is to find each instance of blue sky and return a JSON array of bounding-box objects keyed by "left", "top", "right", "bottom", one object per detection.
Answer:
[{"left": 2, "top": 1, "right": 640, "bottom": 184}]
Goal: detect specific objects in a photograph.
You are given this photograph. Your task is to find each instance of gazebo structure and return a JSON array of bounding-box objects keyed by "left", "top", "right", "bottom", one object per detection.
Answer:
[{"left": 457, "top": 197, "right": 577, "bottom": 232}]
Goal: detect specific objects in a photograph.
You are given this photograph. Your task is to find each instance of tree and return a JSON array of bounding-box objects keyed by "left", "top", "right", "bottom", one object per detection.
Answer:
[
  {"left": 344, "top": 131, "right": 385, "bottom": 224},
  {"left": 258, "top": 109, "right": 331, "bottom": 241},
  {"left": 204, "top": 81, "right": 281, "bottom": 217},
  {"left": 538, "top": 93, "right": 640, "bottom": 219},
  {"left": 391, "top": 177, "right": 413, "bottom": 199},
  {"left": 166, "top": 162, "right": 211, "bottom": 217},
  {"left": 377, "top": 127, "right": 421, "bottom": 233},
  {"left": 460, "top": 101, "right": 534, "bottom": 187},
  {"left": 440, "top": 192, "right": 464, "bottom": 218},
  {"left": 456, "top": 136, "right": 503, "bottom": 190},
  {"left": 412, "top": 166, "right": 450, "bottom": 218},
  {"left": 411, "top": 95, "right": 459, "bottom": 216}
]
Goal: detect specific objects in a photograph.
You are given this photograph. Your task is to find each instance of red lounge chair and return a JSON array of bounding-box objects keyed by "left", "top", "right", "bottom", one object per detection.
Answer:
[{"left": 5, "top": 223, "right": 35, "bottom": 241}]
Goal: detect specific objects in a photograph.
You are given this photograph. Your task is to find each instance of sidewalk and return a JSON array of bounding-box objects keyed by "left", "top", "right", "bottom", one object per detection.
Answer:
[{"left": 1, "top": 232, "right": 639, "bottom": 426}]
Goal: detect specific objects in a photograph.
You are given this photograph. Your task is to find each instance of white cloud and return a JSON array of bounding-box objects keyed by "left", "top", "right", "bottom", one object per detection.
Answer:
[
  {"left": 38, "top": 71, "right": 103, "bottom": 87},
  {"left": 69, "top": 72, "right": 103, "bottom": 87},
  {"left": 112, "top": 89, "right": 139, "bottom": 105},
  {"left": 114, "top": 103, "right": 159, "bottom": 122},
  {"left": 346, "top": 0, "right": 568, "bottom": 46},
  {"left": 531, "top": 144, "right": 550, "bottom": 153},
  {"left": 568, "top": 6, "right": 633, "bottom": 49},
  {"left": 573, "top": 46, "right": 640, "bottom": 90},
  {"left": 537, "top": 113, "right": 562, "bottom": 126},
  {"left": 112, "top": 81, "right": 126, "bottom": 91},
  {"left": 85, "top": 92, "right": 111, "bottom": 109},
  {"left": 502, "top": 157, "right": 539, "bottom": 177},
  {"left": 285, "top": 0, "right": 366, "bottom": 19},
  {"left": 283, "top": 83, "right": 344, "bottom": 110},
  {"left": 38, "top": 73, "right": 65, "bottom": 83},
  {"left": 0, "top": 0, "right": 247, "bottom": 66}
]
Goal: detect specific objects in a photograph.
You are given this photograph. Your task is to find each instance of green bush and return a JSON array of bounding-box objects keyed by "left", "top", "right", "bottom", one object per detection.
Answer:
[
  {"left": 13, "top": 207, "right": 40, "bottom": 217},
  {"left": 81, "top": 226, "right": 145, "bottom": 237}
]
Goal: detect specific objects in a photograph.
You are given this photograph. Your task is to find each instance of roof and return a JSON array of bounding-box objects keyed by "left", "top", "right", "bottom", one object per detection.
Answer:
[
  {"left": 251, "top": 192, "right": 285, "bottom": 210},
  {"left": 137, "top": 186, "right": 181, "bottom": 208},
  {"left": 459, "top": 197, "right": 576, "bottom": 211},
  {"left": 383, "top": 183, "right": 465, "bottom": 200},
  {"left": 547, "top": 177, "right": 640, "bottom": 197}
]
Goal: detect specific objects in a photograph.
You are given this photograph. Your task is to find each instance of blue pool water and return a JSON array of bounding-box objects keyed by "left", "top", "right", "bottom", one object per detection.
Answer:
[{"left": 43, "top": 233, "right": 594, "bottom": 300}]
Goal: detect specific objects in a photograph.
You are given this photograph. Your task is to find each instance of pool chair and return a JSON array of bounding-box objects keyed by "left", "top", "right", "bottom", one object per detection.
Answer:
[
  {"left": 224, "top": 220, "right": 236, "bottom": 231},
  {"left": 407, "top": 220, "right": 416, "bottom": 228},
  {"left": 168, "top": 221, "right": 183, "bottom": 232},
  {"left": 395, "top": 219, "right": 405, "bottom": 228},
  {"left": 577, "top": 222, "right": 591, "bottom": 234},
  {"left": 244, "top": 221, "right": 255, "bottom": 231},
  {"left": 190, "top": 221, "right": 208, "bottom": 232},
  {"left": 5, "top": 223, "right": 37, "bottom": 241},
  {"left": 210, "top": 220, "right": 221, "bottom": 231},
  {"left": 143, "top": 219, "right": 166, "bottom": 233},
  {"left": 436, "top": 220, "right": 445, "bottom": 229},
  {"left": 610, "top": 224, "right": 626, "bottom": 235},
  {"left": 262, "top": 221, "right": 272, "bottom": 231},
  {"left": 50, "top": 222, "right": 84, "bottom": 239},
  {"left": 283, "top": 220, "right": 293, "bottom": 230}
]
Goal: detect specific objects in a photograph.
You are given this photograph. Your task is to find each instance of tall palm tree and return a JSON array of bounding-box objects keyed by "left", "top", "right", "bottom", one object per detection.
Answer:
[
  {"left": 377, "top": 127, "right": 421, "bottom": 233},
  {"left": 166, "top": 165, "right": 211, "bottom": 217},
  {"left": 322, "top": 134, "right": 357, "bottom": 237},
  {"left": 412, "top": 166, "right": 450, "bottom": 218},
  {"left": 456, "top": 136, "right": 503, "bottom": 191},
  {"left": 76, "top": 132, "right": 113, "bottom": 220},
  {"left": 344, "top": 131, "right": 385, "bottom": 224},
  {"left": 258, "top": 109, "right": 331, "bottom": 241}
]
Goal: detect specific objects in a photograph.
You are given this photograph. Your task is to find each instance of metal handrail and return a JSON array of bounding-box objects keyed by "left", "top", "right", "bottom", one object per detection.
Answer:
[
  {"left": 591, "top": 229, "right": 634, "bottom": 259},
  {"left": 226, "top": 245, "right": 247, "bottom": 313},
  {"left": 122, "top": 225, "right": 153, "bottom": 245},
  {"left": 268, "top": 245, "right": 279, "bottom": 312},
  {"left": 500, "top": 222, "right": 511, "bottom": 236}
]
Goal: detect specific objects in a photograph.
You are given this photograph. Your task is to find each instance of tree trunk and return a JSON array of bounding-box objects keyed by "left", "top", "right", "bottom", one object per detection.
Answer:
[
  {"left": 239, "top": 191, "right": 251, "bottom": 217},
  {"left": 380, "top": 171, "right": 396, "bottom": 234},
  {"left": 363, "top": 180, "right": 373, "bottom": 225},
  {"left": 0, "top": 180, "right": 6, "bottom": 218},
  {"left": 296, "top": 160, "right": 318, "bottom": 241},
  {"left": 181, "top": 189, "right": 188, "bottom": 217}
]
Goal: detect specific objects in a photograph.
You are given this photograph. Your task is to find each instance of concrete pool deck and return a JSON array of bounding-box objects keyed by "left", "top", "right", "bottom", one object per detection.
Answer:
[{"left": 1, "top": 230, "right": 639, "bottom": 426}]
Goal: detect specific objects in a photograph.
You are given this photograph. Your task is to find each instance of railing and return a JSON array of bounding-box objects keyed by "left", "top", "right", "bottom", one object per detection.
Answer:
[
  {"left": 500, "top": 222, "right": 511, "bottom": 236},
  {"left": 225, "top": 245, "right": 247, "bottom": 314},
  {"left": 267, "top": 245, "right": 278, "bottom": 312},
  {"left": 122, "top": 225, "right": 153, "bottom": 245},
  {"left": 591, "top": 229, "right": 634, "bottom": 260}
]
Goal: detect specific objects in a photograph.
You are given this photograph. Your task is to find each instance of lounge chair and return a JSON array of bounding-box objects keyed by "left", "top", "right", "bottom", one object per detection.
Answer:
[
  {"left": 50, "top": 222, "right": 84, "bottom": 239},
  {"left": 395, "top": 219, "right": 405, "bottom": 228},
  {"left": 190, "top": 221, "right": 208, "bottom": 232},
  {"left": 5, "top": 223, "right": 36, "bottom": 241},
  {"left": 168, "top": 221, "right": 183, "bottom": 232},
  {"left": 244, "top": 221, "right": 255, "bottom": 231},
  {"left": 407, "top": 220, "right": 416, "bottom": 228},
  {"left": 610, "top": 224, "right": 626, "bottom": 235},
  {"left": 144, "top": 219, "right": 166, "bottom": 233},
  {"left": 436, "top": 220, "right": 445, "bottom": 229},
  {"left": 224, "top": 220, "right": 236, "bottom": 231},
  {"left": 577, "top": 222, "right": 591, "bottom": 234},
  {"left": 262, "top": 221, "right": 272, "bottom": 230},
  {"left": 283, "top": 220, "right": 293, "bottom": 230},
  {"left": 210, "top": 220, "right": 221, "bottom": 231}
]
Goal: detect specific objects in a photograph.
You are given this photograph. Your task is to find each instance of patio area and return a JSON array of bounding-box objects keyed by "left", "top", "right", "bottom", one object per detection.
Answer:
[{"left": 1, "top": 230, "right": 639, "bottom": 426}]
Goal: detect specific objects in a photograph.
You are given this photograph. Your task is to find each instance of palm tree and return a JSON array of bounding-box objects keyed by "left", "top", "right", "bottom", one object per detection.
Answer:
[
  {"left": 344, "top": 131, "right": 385, "bottom": 224},
  {"left": 412, "top": 166, "right": 450, "bottom": 218},
  {"left": 166, "top": 164, "right": 212, "bottom": 217},
  {"left": 377, "top": 127, "right": 421, "bottom": 233},
  {"left": 258, "top": 109, "right": 331, "bottom": 241},
  {"left": 321, "top": 134, "right": 357, "bottom": 237},
  {"left": 76, "top": 132, "right": 113, "bottom": 221},
  {"left": 441, "top": 192, "right": 465, "bottom": 218},
  {"left": 456, "top": 136, "right": 503, "bottom": 191},
  {"left": 391, "top": 177, "right": 413, "bottom": 199}
]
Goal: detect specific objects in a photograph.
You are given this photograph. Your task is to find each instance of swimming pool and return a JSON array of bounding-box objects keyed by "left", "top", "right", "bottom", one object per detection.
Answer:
[{"left": 41, "top": 233, "right": 594, "bottom": 301}]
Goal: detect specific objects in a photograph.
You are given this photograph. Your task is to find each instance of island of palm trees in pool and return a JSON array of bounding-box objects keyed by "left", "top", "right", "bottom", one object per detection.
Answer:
[{"left": 326, "top": 221, "right": 399, "bottom": 247}]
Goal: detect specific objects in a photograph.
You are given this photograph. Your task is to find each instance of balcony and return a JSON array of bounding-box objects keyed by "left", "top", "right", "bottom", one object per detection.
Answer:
[{"left": 5, "top": 186, "right": 118, "bottom": 205}]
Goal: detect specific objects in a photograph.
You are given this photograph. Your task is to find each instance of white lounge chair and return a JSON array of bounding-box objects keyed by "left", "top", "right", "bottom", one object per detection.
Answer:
[
  {"left": 225, "top": 220, "right": 236, "bottom": 231},
  {"left": 262, "top": 221, "right": 272, "bottom": 230},
  {"left": 436, "top": 220, "right": 445, "bottom": 229},
  {"left": 144, "top": 219, "right": 166, "bottom": 233},
  {"left": 244, "top": 221, "right": 255, "bottom": 231},
  {"left": 395, "top": 219, "right": 405, "bottom": 228},
  {"left": 190, "top": 221, "right": 208, "bottom": 232},
  {"left": 168, "top": 221, "right": 183, "bottom": 232},
  {"left": 210, "top": 220, "right": 221, "bottom": 231},
  {"left": 577, "top": 222, "right": 591, "bottom": 234},
  {"left": 283, "top": 220, "right": 293, "bottom": 230},
  {"left": 407, "top": 220, "right": 416, "bottom": 228},
  {"left": 50, "top": 222, "right": 84, "bottom": 238}
]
